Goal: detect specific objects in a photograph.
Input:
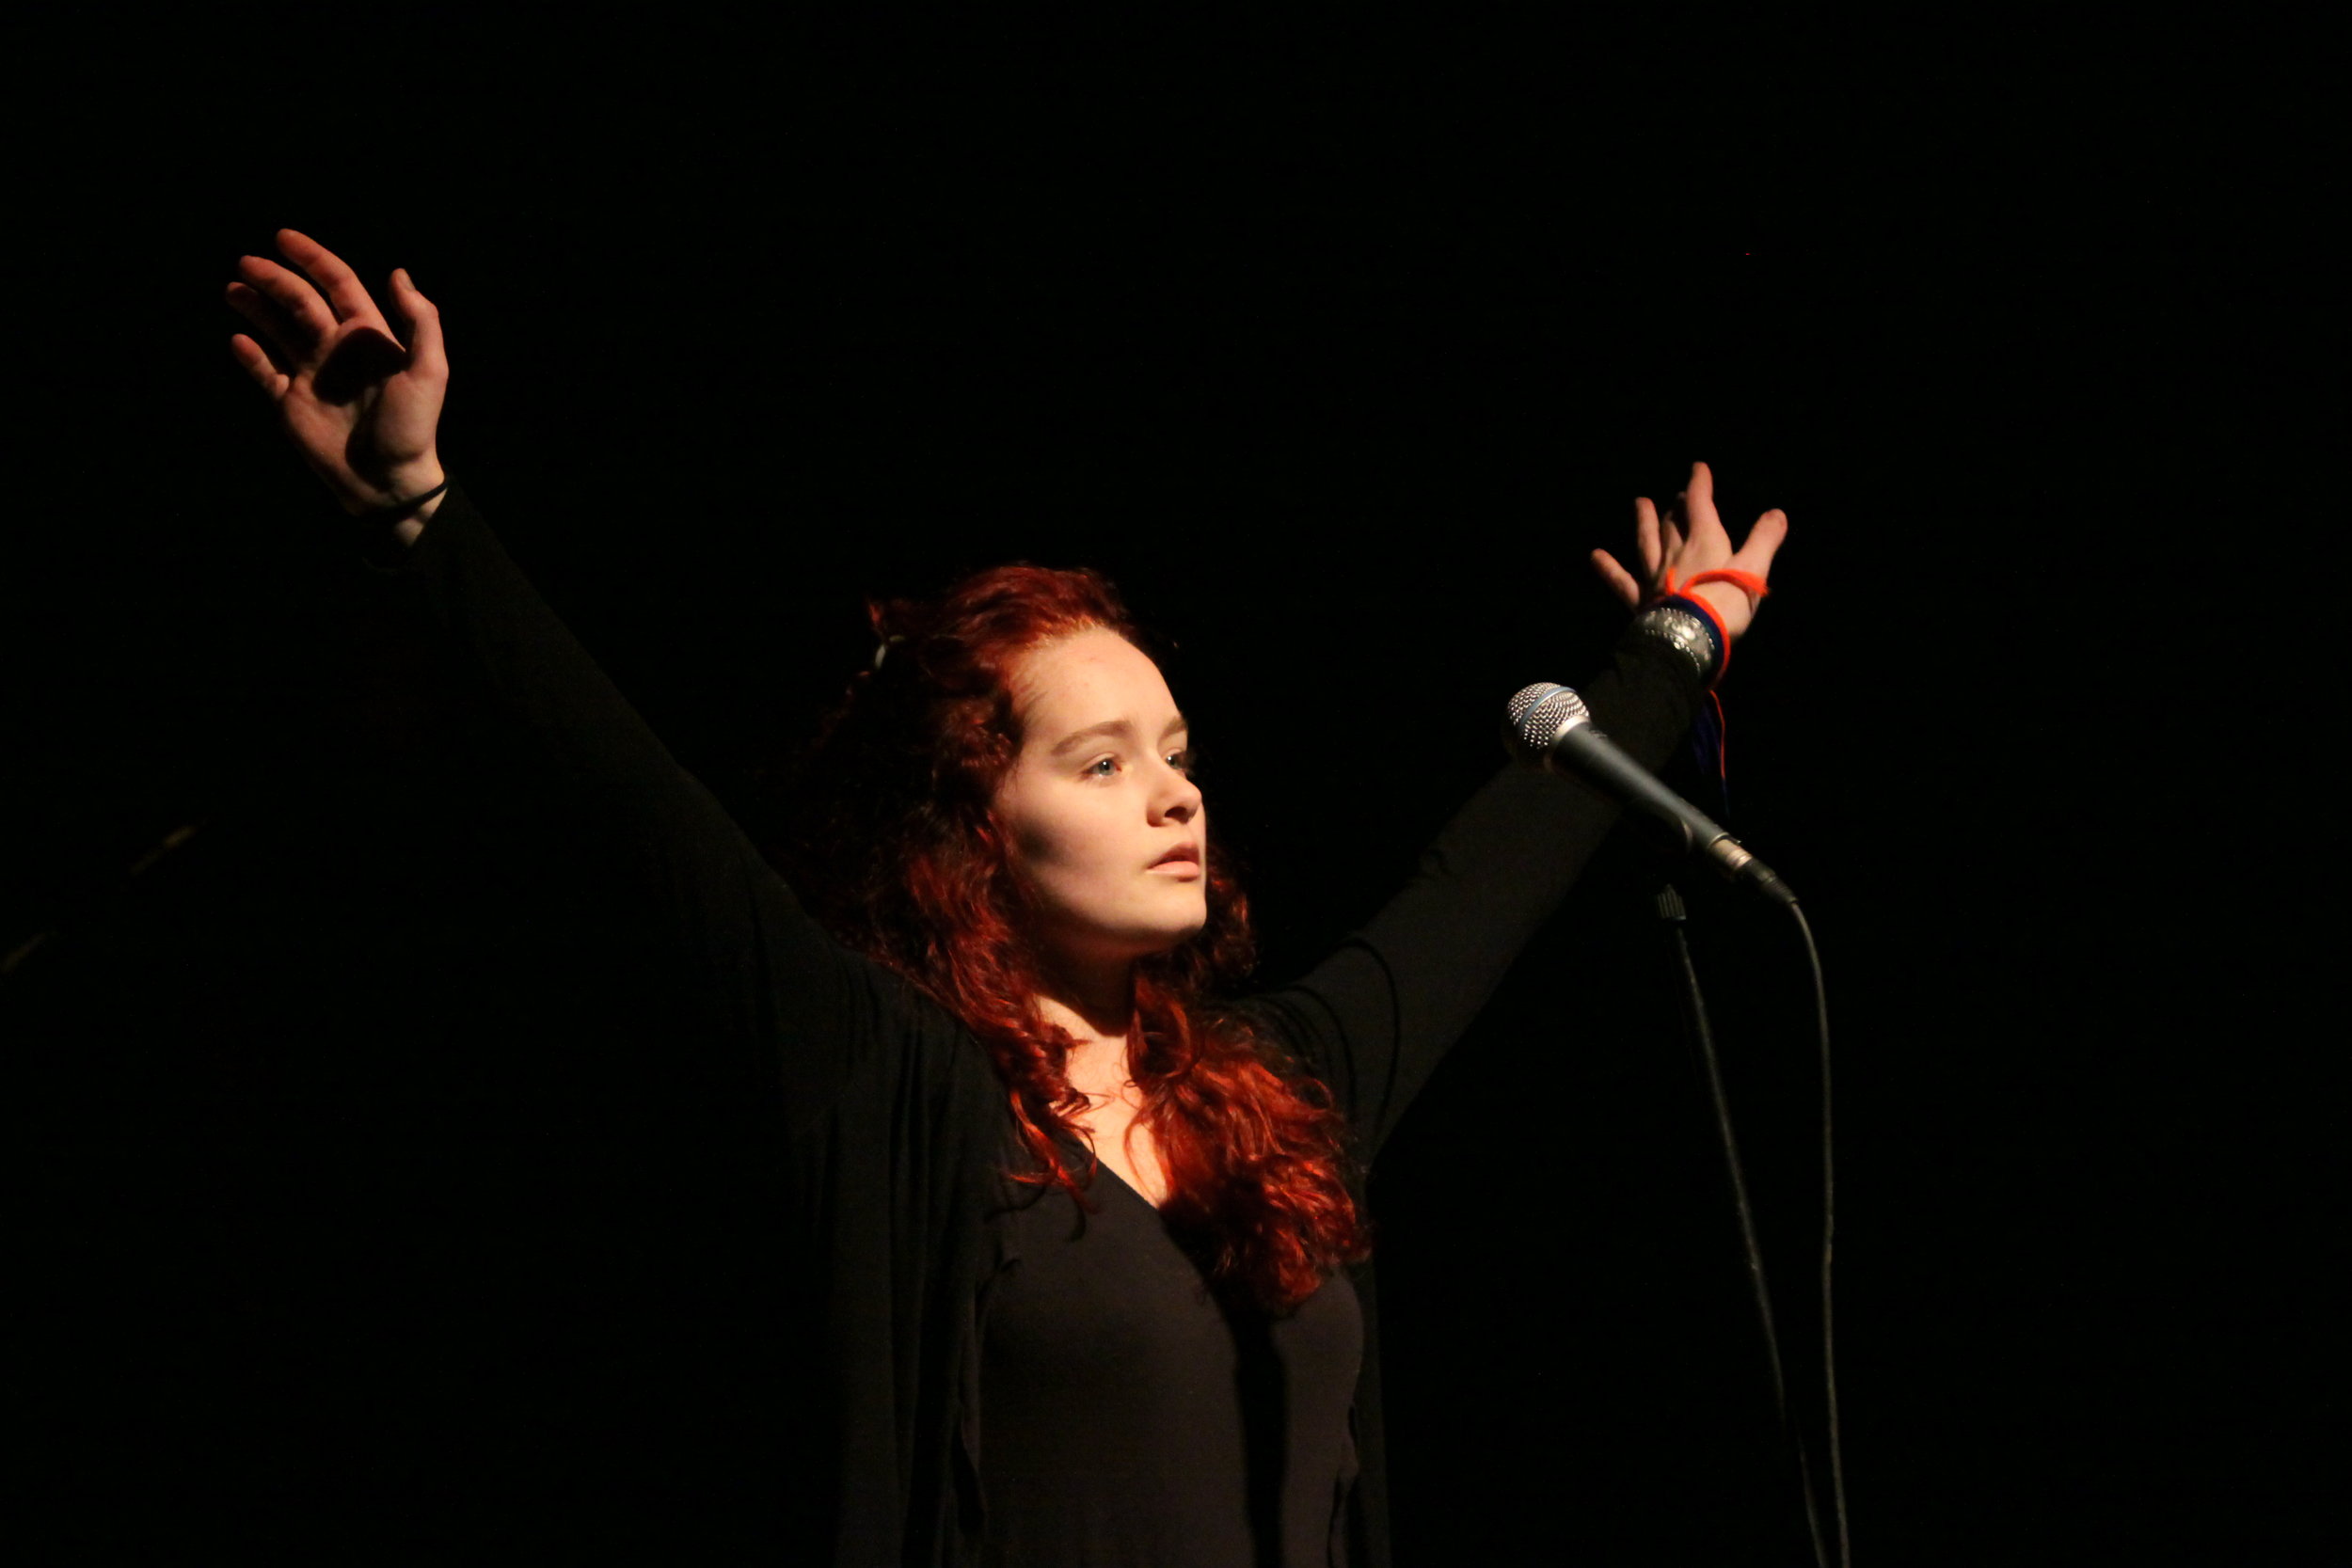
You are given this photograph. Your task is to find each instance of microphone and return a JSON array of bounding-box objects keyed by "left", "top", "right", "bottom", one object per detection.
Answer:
[{"left": 1507, "top": 683, "right": 1797, "bottom": 906}]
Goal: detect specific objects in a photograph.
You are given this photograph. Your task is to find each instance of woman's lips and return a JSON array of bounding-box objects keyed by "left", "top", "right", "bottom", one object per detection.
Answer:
[{"left": 1149, "top": 846, "right": 1202, "bottom": 878}]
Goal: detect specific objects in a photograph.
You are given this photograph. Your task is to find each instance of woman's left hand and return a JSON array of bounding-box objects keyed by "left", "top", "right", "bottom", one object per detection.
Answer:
[{"left": 1589, "top": 461, "right": 1788, "bottom": 641}]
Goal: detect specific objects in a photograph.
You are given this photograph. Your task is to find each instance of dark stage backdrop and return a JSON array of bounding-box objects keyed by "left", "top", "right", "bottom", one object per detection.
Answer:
[{"left": 12, "top": 9, "right": 2340, "bottom": 1563}]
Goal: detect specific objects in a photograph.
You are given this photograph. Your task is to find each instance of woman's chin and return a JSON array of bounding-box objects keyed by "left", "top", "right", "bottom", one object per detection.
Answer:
[{"left": 1129, "top": 915, "right": 1211, "bottom": 961}]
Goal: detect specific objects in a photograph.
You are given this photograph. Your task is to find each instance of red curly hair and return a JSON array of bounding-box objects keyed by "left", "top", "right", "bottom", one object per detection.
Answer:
[{"left": 774, "top": 564, "right": 1372, "bottom": 1314}]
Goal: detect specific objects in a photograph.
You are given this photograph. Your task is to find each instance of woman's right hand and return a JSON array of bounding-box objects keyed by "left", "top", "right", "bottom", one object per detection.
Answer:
[{"left": 226, "top": 229, "right": 448, "bottom": 521}]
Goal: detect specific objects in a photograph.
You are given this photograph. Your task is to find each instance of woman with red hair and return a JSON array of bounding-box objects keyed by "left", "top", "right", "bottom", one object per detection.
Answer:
[{"left": 227, "top": 230, "right": 1787, "bottom": 1565}]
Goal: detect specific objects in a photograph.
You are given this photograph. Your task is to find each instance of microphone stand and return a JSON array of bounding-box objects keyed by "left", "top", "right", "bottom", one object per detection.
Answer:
[{"left": 1654, "top": 881, "right": 1829, "bottom": 1568}]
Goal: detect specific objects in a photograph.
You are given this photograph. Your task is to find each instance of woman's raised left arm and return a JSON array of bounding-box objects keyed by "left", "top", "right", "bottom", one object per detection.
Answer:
[{"left": 1240, "top": 464, "right": 1788, "bottom": 1160}]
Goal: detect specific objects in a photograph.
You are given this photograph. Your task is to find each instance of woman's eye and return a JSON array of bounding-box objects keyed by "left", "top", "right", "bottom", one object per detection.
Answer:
[
  {"left": 1087, "top": 756, "right": 1119, "bottom": 778},
  {"left": 1167, "top": 748, "right": 1194, "bottom": 774}
]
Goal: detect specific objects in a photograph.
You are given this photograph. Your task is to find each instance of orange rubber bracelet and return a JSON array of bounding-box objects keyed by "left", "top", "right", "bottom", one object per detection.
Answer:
[
  {"left": 1663, "top": 566, "right": 1772, "bottom": 605},
  {"left": 1651, "top": 567, "right": 1771, "bottom": 685}
]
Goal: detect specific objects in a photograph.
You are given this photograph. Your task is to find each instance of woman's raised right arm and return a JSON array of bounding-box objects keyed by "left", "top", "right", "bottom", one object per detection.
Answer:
[{"left": 227, "top": 230, "right": 882, "bottom": 1117}]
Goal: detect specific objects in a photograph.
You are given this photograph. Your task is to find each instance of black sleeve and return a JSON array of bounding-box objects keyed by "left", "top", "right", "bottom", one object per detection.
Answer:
[
  {"left": 1236, "top": 632, "right": 1704, "bottom": 1163},
  {"left": 374, "top": 483, "right": 917, "bottom": 1129}
]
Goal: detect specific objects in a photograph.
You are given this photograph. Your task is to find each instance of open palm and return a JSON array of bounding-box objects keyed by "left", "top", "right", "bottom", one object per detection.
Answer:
[
  {"left": 226, "top": 229, "right": 446, "bottom": 515},
  {"left": 1590, "top": 461, "right": 1787, "bottom": 641}
]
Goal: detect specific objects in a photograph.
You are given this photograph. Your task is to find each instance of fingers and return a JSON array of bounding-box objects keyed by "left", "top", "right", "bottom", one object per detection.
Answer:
[
  {"left": 232, "top": 254, "right": 337, "bottom": 356},
  {"left": 1731, "top": 507, "right": 1790, "bottom": 579},
  {"left": 1682, "top": 461, "right": 1728, "bottom": 549},
  {"left": 227, "top": 332, "right": 290, "bottom": 401},
  {"left": 1589, "top": 548, "right": 1644, "bottom": 609},
  {"left": 1661, "top": 486, "right": 1690, "bottom": 559},
  {"left": 276, "top": 228, "right": 390, "bottom": 333},
  {"left": 1632, "top": 496, "right": 1664, "bottom": 580},
  {"left": 389, "top": 268, "right": 446, "bottom": 383},
  {"left": 224, "top": 278, "right": 310, "bottom": 371}
]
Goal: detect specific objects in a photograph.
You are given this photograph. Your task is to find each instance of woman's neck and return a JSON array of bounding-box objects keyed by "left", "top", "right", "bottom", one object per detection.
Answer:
[{"left": 1035, "top": 963, "right": 1137, "bottom": 1092}]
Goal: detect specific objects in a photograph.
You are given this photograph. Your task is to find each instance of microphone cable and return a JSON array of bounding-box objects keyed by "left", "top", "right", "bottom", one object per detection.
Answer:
[
  {"left": 1789, "top": 899, "right": 1851, "bottom": 1568},
  {"left": 1656, "top": 883, "right": 1849, "bottom": 1568}
]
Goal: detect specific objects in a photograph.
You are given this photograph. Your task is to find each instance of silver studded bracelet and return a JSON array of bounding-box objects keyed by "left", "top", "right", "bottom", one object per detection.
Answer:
[{"left": 1633, "top": 602, "right": 1722, "bottom": 686}]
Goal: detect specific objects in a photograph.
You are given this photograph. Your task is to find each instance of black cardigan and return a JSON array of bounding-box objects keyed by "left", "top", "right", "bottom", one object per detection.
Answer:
[{"left": 378, "top": 483, "right": 1703, "bottom": 1565}]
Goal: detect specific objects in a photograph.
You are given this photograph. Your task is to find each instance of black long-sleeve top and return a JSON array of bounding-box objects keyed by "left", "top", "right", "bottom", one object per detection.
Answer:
[{"left": 377, "top": 484, "right": 1704, "bottom": 1566}]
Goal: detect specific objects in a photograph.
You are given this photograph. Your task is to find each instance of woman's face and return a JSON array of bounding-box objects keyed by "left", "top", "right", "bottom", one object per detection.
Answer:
[{"left": 995, "top": 626, "right": 1208, "bottom": 974}]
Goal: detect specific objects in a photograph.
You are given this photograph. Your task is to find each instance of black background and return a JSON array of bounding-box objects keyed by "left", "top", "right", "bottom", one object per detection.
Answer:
[{"left": 9, "top": 7, "right": 2342, "bottom": 1562}]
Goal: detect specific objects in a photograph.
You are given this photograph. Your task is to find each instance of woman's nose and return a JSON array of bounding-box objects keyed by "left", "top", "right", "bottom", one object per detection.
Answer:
[{"left": 1153, "top": 768, "right": 1201, "bottom": 824}]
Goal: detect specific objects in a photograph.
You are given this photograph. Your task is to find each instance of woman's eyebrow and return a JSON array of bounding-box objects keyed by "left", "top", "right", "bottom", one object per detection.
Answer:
[{"left": 1047, "top": 714, "right": 1189, "bottom": 757}]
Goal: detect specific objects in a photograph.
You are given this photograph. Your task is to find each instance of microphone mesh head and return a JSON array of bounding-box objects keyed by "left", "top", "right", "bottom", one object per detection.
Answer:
[{"left": 1506, "top": 682, "right": 1591, "bottom": 753}]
